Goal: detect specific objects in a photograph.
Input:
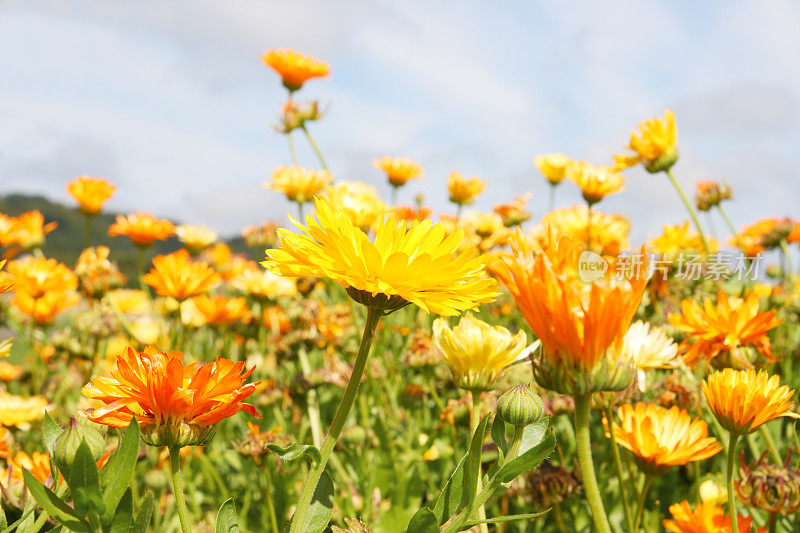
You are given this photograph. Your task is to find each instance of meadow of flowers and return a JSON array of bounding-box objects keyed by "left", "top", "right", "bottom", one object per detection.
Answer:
[{"left": 1, "top": 47, "right": 800, "bottom": 533}]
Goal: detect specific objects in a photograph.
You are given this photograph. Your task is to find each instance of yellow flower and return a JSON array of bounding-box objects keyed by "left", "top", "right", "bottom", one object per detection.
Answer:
[
  {"left": 263, "top": 197, "right": 498, "bottom": 315},
  {"left": 265, "top": 166, "right": 333, "bottom": 205},
  {"left": 0, "top": 393, "right": 48, "bottom": 427},
  {"left": 566, "top": 161, "right": 625, "bottom": 205},
  {"left": 447, "top": 171, "right": 486, "bottom": 206},
  {"left": 191, "top": 294, "right": 250, "bottom": 327},
  {"left": 0, "top": 338, "right": 11, "bottom": 358},
  {"left": 0, "top": 361, "right": 24, "bottom": 382},
  {"left": 261, "top": 48, "right": 330, "bottom": 92},
  {"left": 75, "top": 246, "right": 126, "bottom": 299},
  {"left": 649, "top": 222, "right": 719, "bottom": 260},
  {"left": 459, "top": 211, "right": 511, "bottom": 252},
  {"left": 66, "top": 175, "right": 116, "bottom": 215},
  {"left": 2, "top": 210, "right": 58, "bottom": 250},
  {"left": 493, "top": 193, "right": 532, "bottom": 227},
  {"left": 175, "top": 225, "right": 218, "bottom": 253},
  {"left": 615, "top": 109, "right": 678, "bottom": 173},
  {"left": 608, "top": 402, "right": 722, "bottom": 475},
  {"left": 5, "top": 256, "right": 78, "bottom": 298},
  {"left": 730, "top": 217, "right": 795, "bottom": 256},
  {"left": 620, "top": 320, "right": 679, "bottom": 390},
  {"left": 322, "top": 181, "right": 387, "bottom": 229},
  {"left": 143, "top": 249, "right": 221, "bottom": 301},
  {"left": 432, "top": 313, "right": 528, "bottom": 391},
  {"left": 12, "top": 290, "right": 80, "bottom": 325},
  {"left": 104, "top": 289, "right": 151, "bottom": 315},
  {"left": 536, "top": 205, "right": 630, "bottom": 256},
  {"left": 108, "top": 213, "right": 174, "bottom": 247},
  {"left": 534, "top": 153, "right": 571, "bottom": 185},
  {"left": 230, "top": 268, "right": 297, "bottom": 300},
  {"left": 703, "top": 368, "right": 800, "bottom": 435},
  {"left": 699, "top": 478, "right": 727, "bottom": 506},
  {"left": 373, "top": 156, "right": 423, "bottom": 187}
]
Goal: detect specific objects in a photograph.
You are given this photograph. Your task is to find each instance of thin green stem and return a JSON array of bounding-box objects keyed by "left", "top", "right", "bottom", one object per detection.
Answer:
[
  {"left": 548, "top": 183, "right": 556, "bottom": 213},
  {"left": 632, "top": 474, "right": 653, "bottom": 533},
  {"left": 470, "top": 392, "right": 489, "bottom": 533},
  {"left": 759, "top": 424, "right": 783, "bottom": 465},
  {"left": 263, "top": 460, "right": 280, "bottom": 533},
  {"left": 604, "top": 407, "right": 634, "bottom": 533},
  {"left": 297, "top": 201, "right": 305, "bottom": 222},
  {"left": 301, "top": 125, "right": 328, "bottom": 170},
  {"left": 767, "top": 511, "right": 777, "bottom": 533},
  {"left": 573, "top": 393, "right": 611, "bottom": 533},
  {"left": 586, "top": 203, "right": 593, "bottom": 250},
  {"left": 297, "top": 347, "right": 323, "bottom": 448},
  {"left": 727, "top": 433, "right": 740, "bottom": 533},
  {"left": 780, "top": 239, "right": 794, "bottom": 276},
  {"left": 391, "top": 186, "right": 398, "bottom": 206},
  {"left": 169, "top": 446, "right": 193, "bottom": 533},
  {"left": 717, "top": 204, "right": 739, "bottom": 242},
  {"left": 288, "top": 133, "right": 301, "bottom": 166},
  {"left": 288, "top": 306, "right": 382, "bottom": 533},
  {"left": 84, "top": 215, "right": 93, "bottom": 248},
  {"left": 553, "top": 502, "right": 568, "bottom": 533},
  {"left": 665, "top": 169, "right": 710, "bottom": 255}
]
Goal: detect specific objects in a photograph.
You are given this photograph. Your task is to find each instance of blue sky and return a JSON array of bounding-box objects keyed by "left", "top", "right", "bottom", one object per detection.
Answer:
[{"left": 1, "top": 1, "right": 798, "bottom": 245}]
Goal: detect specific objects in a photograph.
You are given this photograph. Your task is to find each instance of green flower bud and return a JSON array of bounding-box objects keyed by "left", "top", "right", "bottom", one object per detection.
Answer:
[
  {"left": 496, "top": 385, "right": 544, "bottom": 427},
  {"left": 53, "top": 417, "right": 106, "bottom": 477},
  {"left": 644, "top": 148, "right": 679, "bottom": 174}
]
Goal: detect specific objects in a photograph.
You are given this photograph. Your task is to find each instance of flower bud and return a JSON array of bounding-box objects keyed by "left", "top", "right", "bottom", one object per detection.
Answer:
[
  {"left": 644, "top": 148, "right": 679, "bottom": 173},
  {"left": 496, "top": 385, "right": 544, "bottom": 427},
  {"left": 736, "top": 452, "right": 800, "bottom": 515},
  {"left": 53, "top": 417, "right": 106, "bottom": 477}
]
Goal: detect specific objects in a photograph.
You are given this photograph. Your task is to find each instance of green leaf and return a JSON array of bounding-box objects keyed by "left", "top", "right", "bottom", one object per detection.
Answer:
[
  {"left": 266, "top": 442, "right": 321, "bottom": 464},
  {"left": 132, "top": 491, "right": 154, "bottom": 533},
  {"left": 295, "top": 470, "right": 333, "bottom": 533},
  {"left": 432, "top": 454, "right": 466, "bottom": 525},
  {"left": 215, "top": 498, "right": 240, "bottom": 533},
  {"left": 0, "top": 501, "right": 6, "bottom": 530},
  {"left": 42, "top": 412, "right": 62, "bottom": 455},
  {"left": 490, "top": 415, "right": 508, "bottom": 457},
  {"left": 108, "top": 488, "right": 133, "bottom": 533},
  {"left": 517, "top": 418, "right": 549, "bottom": 456},
  {"left": 22, "top": 469, "right": 90, "bottom": 532},
  {"left": 496, "top": 430, "right": 556, "bottom": 484},
  {"left": 69, "top": 441, "right": 105, "bottom": 516},
  {"left": 404, "top": 508, "right": 438, "bottom": 533},
  {"left": 462, "top": 510, "right": 550, "bottom": 528},
  {"left": 460, "top": 414, "right": 490, "bottom": 511},
  {"left": 101, "top": 417, "right": 140, "bottom": 524}
]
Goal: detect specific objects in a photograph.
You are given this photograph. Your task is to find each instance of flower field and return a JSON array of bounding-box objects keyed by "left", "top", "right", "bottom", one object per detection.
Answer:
[{"left": 1, "top": 46, "right": 800, "bottom": 533}]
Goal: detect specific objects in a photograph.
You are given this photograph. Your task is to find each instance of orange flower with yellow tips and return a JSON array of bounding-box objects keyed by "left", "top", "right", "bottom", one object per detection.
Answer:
[
  {"left": 261, "top": 48, "right": 330, "bottom": 92},
  {"left": 649, "top": 222, "right": 719, "bottom": 260},
  {"left": 108, "top": 213, "right": 174, "bottom": 247},
  {"left": 82, "top": 347, "right": 260, "bottom": 447},
  {"left": 0, "top": 260, "right": 13, "bottom": 294},
  {"left": 12, "top": 290, "right": 80, "bottom": 325},
  {"left": 608, "top": 403, "right": 721, "bottom": 475},
  {"left": 669, "top": 290, "right": 781, "bottom": 368},
  {"left": 264, "top": 166, "right": 333, "bottom": 205},
  {"left": 192, "top": 294, "right": 250, "bottom": 327},
  {"left": 4, "top": 256, "right": 77, "bottom": 298},
  {"left": 0, "top": 427, "right": 9, "bottom": 459},
  {"left": 3, "top": 210, "right": 57, "bottom": 250},
  {"left": 703, "top": 368, "right": 800, "bottom": 436},
  {"left": 491, "top": 232, "right": 647, "bottom": 394},
  {"left": 663, "top": 501, "right": 763, "bottom": 533},
  {"left": 447, "top": 171, "right": 486, "bottom": 206},
  {"left": 566, "top": 161, "right": 625, "bottom": 205},
  {"left": 373, "top": 156, "right": 423, "bottom": 188},
  {"left": 66, "top": 175, "right": 116, "bottom": 215},
  {"left": 5, "top": 450, "right": 53, "bottom": 484},
  {"left": 730, "top": 217, "right": 795, "bottom": 256},
  {"left": 175, "top": 225, "right": 218, "bottom": 253},
  {"left": 143, "top": 249, "right": 220, "bottom": 301},
  {"left": 263, "top": 197, "right": 497, "bottom": 315},
  {"left": 535, "top": 205, "right": 630, "bottom": 256},
  {"left": 615, "top": 109, "right": 678, "bottom": 173},
  {"left": 534, "top": 153, "right": 571, "bottom": 185}
]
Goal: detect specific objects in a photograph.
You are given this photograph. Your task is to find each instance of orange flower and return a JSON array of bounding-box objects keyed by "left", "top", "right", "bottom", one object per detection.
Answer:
[
  {"left": 663, "top": 501, "right": 763, "bottom": 533},
  {"left": 67, "top": 175, "right": 116, "bottom": 215},
  {"left": 261, "top": 48, "right": 330, "bottom": 92},
  {"left": 0, "top": 260, "right": 13, "bottom": 294},
  {"left": 143, "top": 249, "right": 220, "bottom": 301},
  {"left": 2, "top": 210, "right": 57, "bottom": 250},
  {"left": 491, "top": 232, "right": 647, "bottom": 394},
  {"left": 5, "top": 450, "right": 52, "bottom": 484},
  {"left": 12, "top": 290, "right": 80, "bottom": 324},
  {"left": 567, "top": 161, "right": 625, "bottom": 205},
  {"left": 0, "top": 427, "right": 10, "bottom": 459},
  {"left": 447, "top": 171, "right": 486, "bottom": 206},
  {"left": 730, "top": 217, "right": 795, "bottom": 256},
  {"left": 192, "top": 294, "right": 250, "bottom": 327},
  {"left": 373, "top": 156, "right": 423, "bottom": 187},
  {"left": 536, "top": 205, "right": 630, "bottom": 256},
  {"left": 608, "top": 403, "right": 721, "bottom": 475},
  {"left": 669, "top": 291, "right": 781, "bottom": 368},
  {"left": 4, "top": 256, "right": 78, "bottom": 298},
  {"left": 0, "top": 361, "right": 23, "bottom": 382},
  {"left": 615, "top": 109, "right": 678, "bottom": 173},
  {"left": 108, "top": 213, "right": 174, "bottom": 247},
  {"left": 82, "top": 347, "right": 260, "bottom": 447},
  {"left": 391, "top": 204, "right": 433, "bottom": 223},
  {"left": 703, "top": 368, "right": 800, "bottom": 435}
]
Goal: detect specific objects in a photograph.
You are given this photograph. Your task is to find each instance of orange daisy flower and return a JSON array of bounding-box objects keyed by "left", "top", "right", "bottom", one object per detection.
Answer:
[
  {"left": 4, "top": 256, "right": 78, "bottom": 298},
  {"left": 373, "top": 156, "right": 423, "bottom": 187},
  {"left": 608, "top": 403, "right": 722, "bottom": 475},
  {"left": 67, "top": 175, "right": 116, "bottom": 215},
  {"left": 491, "top": 232, "right": 648, "bottom": 394},
  {"left": 82, "top": 347, "right": 260, "bottom": 447},
  {"left": 669, "top": 290, "right": 781, "bottom": 368},
  {"left": 5, "top": 450, "right": 52, "bottom": 484},
  {"left": 192, "top": 294, "right": 250, "bottom": 327},
  {"left": 615, "top": 109, "right": 678, "bottom": 173},
  {"left": 143, "top": 249, "right": 220, "bottom": 301},
  {"left": 730, "top": 217, "right": 795, "bottom": 256},
  {"left": 663, "top": 501, "right": 763, "bottom": 533},
  {"left": 703, "top": 368, "right": 800, "bottom": 436},
  {"left": 0, "top": 260, "right": 13, "bottom": 294},
  {"left": 108, "top": 213, "right": 174, "bottom": 247},
  {"left": 3, "top": 210, "right": 57, "bottom": 250},
  {"left": 0, "top": 427, "right": 10, "bottom": 459},
  {"left": 12, "top": 290, "right": 80, "bottom": 325},
  {"left": 447, "top": 171, "right": 486, "bottom": 206},
  {"left": 261, "top": 48, "right": 330, "bottom": 92},
  {"left": 566, "top": 161, "right": 625, "bottom": 205}
]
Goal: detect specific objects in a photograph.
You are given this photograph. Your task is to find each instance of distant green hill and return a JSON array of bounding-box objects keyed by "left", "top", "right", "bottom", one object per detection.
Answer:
[{"left": 0, "top": 194, "right": 259, "bottom": 282}]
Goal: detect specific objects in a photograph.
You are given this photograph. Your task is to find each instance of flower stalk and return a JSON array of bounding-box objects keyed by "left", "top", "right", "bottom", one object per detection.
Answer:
[
  {"left": 573, "top": 393, "right": 612, "bottom": 533},
  {"left": 169, "top": 446, "right": 193, "bottom": 533},
  {"left": 665, "top": 169, "right": 710, "bottom": 254},
  {"left": 726, "top": 433, "right": 740, "bottom": 533},
  {"left": 470, "top": 392, "right": 489, "bottom": 533},
  {"left": 604, "top": 406, "right": 634, "bottom": 533}
]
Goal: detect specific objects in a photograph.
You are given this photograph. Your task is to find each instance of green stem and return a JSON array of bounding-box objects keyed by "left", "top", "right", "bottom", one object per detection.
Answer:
[
  {"left": 665, "top": 169, "right": 710, "bottom": 255},
  {"left": 767, "top": 511, "right": 777, "bottom": 533},
  {"left": 391, "top": 186, "right": 398, "bottom": 206},
  {"left": 297, "top": 347, "right": 324, "bottom": 448},
  {"left": 470, "top": 392, "right": 489, "bottom": 533},
  {"left": 586, "top": 203, "right": 593, "bottom": 251},
  {"left": 288, "top": 133, "right": 300, "bottom": 166},
  {"left": 759, "top": 424, "right": 783, "bottom": 465},
  {"left": 297, "top": 201, "right": 305, "bottom": 222},
  {"left": 604, "top": 407, "right": 634, "bottom": 533},
  {"left": 780, "top": 239, "right": 794, "bottom": 276},
  {"left": 169, "top": 446, "right": 193, "bottom": 533},
  {"left": 727, "top": 433, "right": 740, "bottom": 533},
  {"left": 84, "top": 215, "right": 93, "bottom": 249},
  {"left": 263, "top": 460, "right": 280, "bottom": 533},
  {"left": 549, "top": 183, "right": 556, "bottom": 213},
  {"left": 288, "top": 306, "right": 382, "bottom": 533},
  {"left": 553, "top": 502, "right": 568, "bottom": 533},
  {"left": 300, "top": 125, "right": 328, "bottom": 170},
  {"left": 632, "top": 474, "right": 653, "bottom": 532},
  {"left": 136, "top": 246, "right": 147, "bottom": 292},
  {"left": 573, "top": 393, "right": 611, "bottom": 533},
  {"left": 717, "top": 204, "right": 738, "bottom": 241}
]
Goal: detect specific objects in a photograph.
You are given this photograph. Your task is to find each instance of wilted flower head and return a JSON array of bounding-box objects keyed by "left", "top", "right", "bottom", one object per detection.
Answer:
[
  {"left": 615, "top": 109, "right": 678, "bottom": 173},
  {"left": 143, "top": 249, "right": 221, "bottom": 301},
  {"left": 695, "top": 181, "right": 733, "bottom": 211},
  {"left": 274, "top": 99, "right": 324, "bottom": 133},
  {"left": 566, "top": 161, "right": 625, "bottom": 205},
  {"left": 373, "top": 156, "right": 423, "bottom": 188},
  {"left": 432, "top": 313, "right": 528, "bottom": 391},
  {"left": 703, "top": 368, "right": 800, "bottom": 436},
  {"left": 525, "top": 462, "right": 581, "bottom": 508},
  {"left": 322, "top": 181, "right": 387, "bottom": 229},
  {"left": 75, "top": 246, "right": 126, "bottom": 299},
  {"left": 2, "top": 210, "right": 57, "bottom": 250},
  {"left": 82, "top": 347, "right": 259, "bottom": 447},
  {"left": 447, "top": 171, "right": 486, "bottom": 206},
  {"left": 265, "top": 166, "right": 333, "bottom": 205},
  {"left": 175, "top": 225, "right": 218, "bottom": 253},
  {"left": 534, "top": 153, "right": 571, "bottom": 185},
  {"left": 108, "top": 213, "right": 174, "bottom": 247},
  {"left": 67, "top": 175, "right": 116, "bottom": 215},
  {"left": 663, "top": 501, "right": 763, "bottom": 533},
  {"left": 669, "top": 290, "right": 781, "bottom": 368},
  {"left": 736, "top": 452, "right": 800, "bottom": 515},
  {"left": 261, "top": 48, "right": 330, "bottom": 92}
]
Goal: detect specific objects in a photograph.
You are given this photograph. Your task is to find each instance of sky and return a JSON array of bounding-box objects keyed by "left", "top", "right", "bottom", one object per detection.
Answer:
[{"left": 1, "top": 1, "right": 799, "bottom": 245}]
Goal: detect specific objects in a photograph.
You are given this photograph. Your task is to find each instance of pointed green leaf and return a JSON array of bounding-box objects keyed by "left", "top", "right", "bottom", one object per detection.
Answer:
[
  {"left": 22, "top": 469, "right": 90, "bottom": 532},
  {"left": 496, "top": 430, "right": 556, "bottom": 483},
  {"left": 460, "top": 414, "right": 490, "bottom": 510},
  {"left": 266, "top": 442, "right": 321, "bottom": 464},
  {"left": 42, "top": 412, "right": 62, "bottom": 455},
  {"left": 517, "top": 418, "right": 549, "bottom": 456},
  {"left": 462, "top": 510, "right": 550, "bottom": 528},
  {"left": 432, "top": 454, "right": 466, "bottom": 525},
  {"left": 290, "top": 470, "right": 333, "bottom": 533},
  {"left": 132, "top": 491, "right": 154, "bottom": 533},
  {"left": 490, "top": 415, "right": 508, "bottom": 457},
  {"left": 215, "top": 498, "right": 240, "bottom": 533},
  {"left": 101, "top": 417, "right": 140, "bottom": 524},
  {"left": 69, "top": 441, "right": 105, "bottom": 516},
  {"left": 108, "top": 489, "right": 133, "bottom": 533},
  {"left": 404, "top": 508, "right": 438, "bottom": 533}
]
